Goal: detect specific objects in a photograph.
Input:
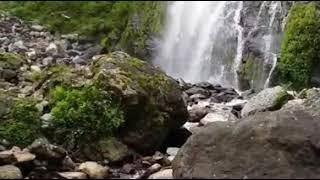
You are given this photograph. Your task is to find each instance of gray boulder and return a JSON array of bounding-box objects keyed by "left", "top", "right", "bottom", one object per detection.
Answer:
[
  {"left": 241, "top": 86, "right": 292, "bottom": 117},
  {"left": 188, "top": 107, "right": 209, "bottom": 122},
  {"left": 28, "top": 138, "right": 66, "bottom": 161}
]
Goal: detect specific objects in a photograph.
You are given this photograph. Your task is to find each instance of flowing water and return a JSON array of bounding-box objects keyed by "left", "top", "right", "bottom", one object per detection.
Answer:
[{"left": 154, "top": 1, "right": 289, "bottom": 90}]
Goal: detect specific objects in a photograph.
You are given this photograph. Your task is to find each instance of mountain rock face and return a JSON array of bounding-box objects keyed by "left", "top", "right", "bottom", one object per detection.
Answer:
[{"left": 237, "top": 1, "right": 294, "bottom": 91}]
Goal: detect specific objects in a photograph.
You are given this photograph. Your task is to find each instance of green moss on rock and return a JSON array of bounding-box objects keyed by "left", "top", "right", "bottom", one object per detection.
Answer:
[
  {"left": 36, "top": 64, "right": 91, "bottom": 96},
  {"left": 81, "top": 137, "right": 131, "bottom": 163},
  {"left": 0, "top": 53, "right": 24, "bottom": 70},
  {"left": 238, "top": 54, "right": 264, "bottom": 91},
  {"left": 0, "top": 96, "right": 42, "bottom": 147},
  {"left": 91, "top": 52, "right": 188, "bottom": 154}
]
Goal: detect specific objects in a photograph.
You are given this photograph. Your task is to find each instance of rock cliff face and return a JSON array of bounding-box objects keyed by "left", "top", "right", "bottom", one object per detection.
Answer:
[{"left": 237, "top": 1, "right": 294, "bottom": 91}]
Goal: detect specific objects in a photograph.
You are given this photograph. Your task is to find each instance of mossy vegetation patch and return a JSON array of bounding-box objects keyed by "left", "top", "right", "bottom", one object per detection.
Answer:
[
  {"left": 238, "top": 54, "right": 264, "bottom": 90},
  {"left": 92, "top": 52, "right": 174, "bottom": 96},
  {"left": 48, "top": 85, "right": 124, "bottom": 146},
  {"left": 0, "top": 52, "right": 24, "bottom": 70},
  {"left": 279, "top": 2, "right": 320, "bottom": 90},
  {"left": 0, "top": 97, "right": 42, "bottom": 147}
]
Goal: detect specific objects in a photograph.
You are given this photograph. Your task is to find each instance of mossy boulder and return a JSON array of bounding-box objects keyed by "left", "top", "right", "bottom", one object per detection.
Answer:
[
  {"left": 27, "top": 64, "right": 91, "bottom": 98},
  {"left": 0, "top": 53, "right": 25, "bottom": 83},
  {"left": 92, "top": 51, "right": 188, "bottom": 154},
  {"left": 81, "top": 137, "right": 132, "bottom": 163},
  {"left": 0, "top": 53, "right": 24, "bottom": 70},
  {"left": 241, "top": 86, "right": 293, "bottom": 117}
]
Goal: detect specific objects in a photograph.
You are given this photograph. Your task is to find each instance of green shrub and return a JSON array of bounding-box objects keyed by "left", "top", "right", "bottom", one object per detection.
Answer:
[
  {"left": 279, "top": 2, "right": 320, "bottom": 90},
  {"left": 49, "top": 85, "right": 124, "bottom": 145},
  {"left": 0, "top": 98, "right": 41, "bottom": 147}
]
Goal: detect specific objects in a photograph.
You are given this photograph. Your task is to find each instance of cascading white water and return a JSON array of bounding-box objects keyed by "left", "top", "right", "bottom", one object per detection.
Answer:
[
  {"left": 233, "top": 1, "right": 244, "bottom": 88},
  {"left": 264, "top": 53, "right": 277, "bottom": 88},
  {"left": 153, "top": 1, "right": 241, "bottom": 88},
  {"left": 263, "top": 1, "right": 282, "bottom": 88},
  {"left": 154, "top": 1, "right": 287, "bottom": 90}
]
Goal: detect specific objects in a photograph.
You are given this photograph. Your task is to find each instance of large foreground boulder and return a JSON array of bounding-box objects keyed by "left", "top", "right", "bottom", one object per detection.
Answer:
[
  {"left": 173, "top": 90, "right": 320, "bottom": 179},
  {"left": 91, "top": 51, "right": 189, "bottom": 154}
]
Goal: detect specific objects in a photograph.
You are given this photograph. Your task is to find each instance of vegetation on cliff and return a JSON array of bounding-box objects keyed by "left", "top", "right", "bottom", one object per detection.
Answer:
[{"left": 279, "top": 2, "right": 320, "bottom": 90}]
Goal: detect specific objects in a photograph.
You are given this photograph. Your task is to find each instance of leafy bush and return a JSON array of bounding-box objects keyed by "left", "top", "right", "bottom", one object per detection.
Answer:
[
  {"left": 0, "top": 98, "right": 41, "bottom": 147},
  {"left": 49, "top": 85, "right": 124, "bottom": 145},
  {"left": 279, "top": 2, "right": 320, "bottom": 90}
]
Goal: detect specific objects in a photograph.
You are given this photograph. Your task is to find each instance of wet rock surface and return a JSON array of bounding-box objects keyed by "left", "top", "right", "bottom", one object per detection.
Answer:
[{"left": 173, "top": 87, "right": 320, "bottom": 179}]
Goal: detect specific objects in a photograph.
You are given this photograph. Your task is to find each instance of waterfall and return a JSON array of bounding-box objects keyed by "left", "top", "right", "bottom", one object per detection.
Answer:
[
  {"left": 264, "top": 53, "right": 277, "bottom": 88},
  {"left": 263, "top": 1, "right": 282, "bottom": 88},
  {"left": 154, "top": 1, "right": 288, "bottom": 90},
  {"left": 153, "top": 1, "right": 240, "bottom": 87},
  {"left": 233, "top": 1, "right": 244, "bottom": 88}
]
